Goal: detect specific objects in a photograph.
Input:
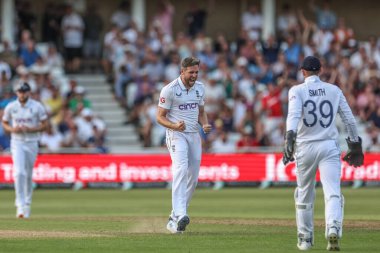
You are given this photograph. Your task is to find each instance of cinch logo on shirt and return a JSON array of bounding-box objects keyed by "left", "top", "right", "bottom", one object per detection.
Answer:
[
  {"left": 15, "top": 118, "right": 33, "bottom": 124},
  {"left": 179, "top": 103, "right": 198, "bottom": 110}
]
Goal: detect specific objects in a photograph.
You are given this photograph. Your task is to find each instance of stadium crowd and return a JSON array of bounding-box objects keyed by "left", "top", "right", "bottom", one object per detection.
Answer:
[{"left": 0, "top": 0, "right": 379, "bottom": 153}]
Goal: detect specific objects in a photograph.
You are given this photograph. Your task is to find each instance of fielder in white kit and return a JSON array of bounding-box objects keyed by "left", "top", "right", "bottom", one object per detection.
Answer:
[
  {"left": 2, "top": 82, "right": 48, "bottom": 218},
  {"left": 283, "top": 56, "right": 364, "bottom": 251},
  {"left": 157, "top": 57, "right": 211, "bottom": 233}
]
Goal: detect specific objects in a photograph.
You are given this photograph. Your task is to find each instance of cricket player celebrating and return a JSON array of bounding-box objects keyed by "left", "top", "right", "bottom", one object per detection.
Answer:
[
  {"left": 283, "top": 56, "right": 364, "bottom": 251},
  {"left": 2, "top": 82, "right": 48, "bottom": 218},
  {"left": 157, "top": 57, "right": 211, "bottom": 233}
]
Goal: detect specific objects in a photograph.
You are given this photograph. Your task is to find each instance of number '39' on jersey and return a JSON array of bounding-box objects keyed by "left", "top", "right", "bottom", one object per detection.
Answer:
[{"left": 286, "top": 75, "right": 357, "bottom": 143}]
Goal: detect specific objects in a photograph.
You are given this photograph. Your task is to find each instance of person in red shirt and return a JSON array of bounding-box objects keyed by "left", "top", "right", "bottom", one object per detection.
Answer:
[{"left": 261, "top": 82, "right": 283, "bottom": 135}]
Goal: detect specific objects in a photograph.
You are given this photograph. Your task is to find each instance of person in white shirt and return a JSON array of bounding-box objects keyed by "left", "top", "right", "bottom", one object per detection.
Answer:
[
  {"left": 157, "top": 57, "right": 211, "bottom": 234},
  {"left": 241, "top": 4, "right": 263, "bottom": 41},
  {"left": 2, "top": 82, "right": 48, "bottom": 219},
  {"left": 283, "top": 56, "right": 364, "bottom": 251},
  {"left": 110, "top": 1, "right": 131, "bottom": 30},
  {"left": 61, "top": 5, "right": 84, "bottom": 73},
  {"left": 39, "top": 124, "right": 64, "bottom": 153}
]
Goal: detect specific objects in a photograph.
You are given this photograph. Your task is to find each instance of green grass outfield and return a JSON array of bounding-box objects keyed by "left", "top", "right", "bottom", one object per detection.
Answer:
[{"left": 0, "top": 187, "right": 379, "bottom": 253}]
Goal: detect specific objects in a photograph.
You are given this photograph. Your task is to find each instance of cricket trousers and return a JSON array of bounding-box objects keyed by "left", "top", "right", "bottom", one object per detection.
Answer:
[
  {"left": 11, "top": 140, "right": 39, "bottom": 208},
  {"left": 166, "top": 130, "right": 202, "bottom": 218},
  {"left": 294, "top": 140, "right": 344, "bottom": 240}
]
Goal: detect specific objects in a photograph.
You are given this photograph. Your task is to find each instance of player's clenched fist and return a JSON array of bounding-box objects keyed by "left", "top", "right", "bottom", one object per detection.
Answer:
[
  {"left": 12, "top": 126, "right": 25, "bottom": 133},
  {"left": 202, "top": 124, "right": 212, "bottom": 134},
  {"left": 175, "top": 120, "right": 186, "bottom": 131}
]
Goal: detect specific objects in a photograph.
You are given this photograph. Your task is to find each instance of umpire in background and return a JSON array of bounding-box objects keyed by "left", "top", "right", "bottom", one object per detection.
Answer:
[{"left": 283, "top": 56, "right": 364, "bottom": 251}]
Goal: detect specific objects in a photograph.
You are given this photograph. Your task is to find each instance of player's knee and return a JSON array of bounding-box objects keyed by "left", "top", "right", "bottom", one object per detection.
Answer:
[
  {"left": 13, "top": 169, "right": 27, "bottom": 177},
  {"left": 294, "top": 187, "right": 315, "bottom": 204}
]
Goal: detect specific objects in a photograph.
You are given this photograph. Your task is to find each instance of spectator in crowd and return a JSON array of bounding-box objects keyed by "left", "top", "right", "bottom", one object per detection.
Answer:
[
  {"left": 282, "top": 34, "right": 303, "bottom": 66},
  {"left": 277, "top": 3, "right": 298, "bottom": 40},
  {"left": 44, "top": 44, "right": 64, "bottom": 70},
  {"left": 41, "top": 2, "right": 62, "bottom": 47},
  {"left": 74, "top": 108, "right": 107, "bottom": 152},
  {"left": 164, "top": 51, "right": 181, "bottom": 82},
  {"left": 57, "top": 108, "right": 80, "bottom": 148},
  {"left": 0, "top": 108, "right": 10, "bottom": 151},
  {"left": 102, "top": 24, "right": 121, "bottom": 82},
  {"left": 125, "top": 70, "right": 155, "bottom": 125},
  {"left": 0, "top": 84, "right": 15, "bottom": 108},
  {"left": 210, "top": 130, "right": 236, "bottom": 153},
  {"left": 241, "top": 3, "right": 263, "bottom": 41},
  {"left": 236, "top": 131, "right": 257, "bottom": 153},
  {"left": 83, "top": 4, "right": 104, "bottom": 72},
  {"left": 18, "top": 40, "right": 41, "bottom": 68},
  {"left": 184, "top": 2, "right": 209, "bottom": 38},
  {"left": 139, "top": 94, "right": 166, "bottom": 148},
  {"left": 309, "top": 0, "right": 337, "bottom": 30},
  {"left": 16, "top": 1, "right": 37, "bottom": 39},
  {"left": 39, "top": 123, "right": 64, "bottom": 153},
  {"left": 0, "top": 70, "right": 11, "bottom": 97},
  {"left": 261, "top": 82, "right": 283, "bottom": 134},
  {"left": 61, "top": 4, "right": 84, "bottom": 73},
  {"left": 43, "top": 85, "right": 63, "bottom": 126},
  {"left": 111, "top": 0, "right": 131, "bottom": 30},
  {"left": 63, "top": 79, "right": 78, "bottom": 105},
  {"left": 204, "top": 74, "right": 226, "bottom": 118},
  {"left": 152, "top": 1, "right": 175, "bottom": 40},
  {"left": 68, "top": 86, "right": 91, "bottom": 115},
  {"left": 0, "top": 60, "right": 12, "bottom": 82},
  {"left": 261, "top": 34, "right": 281, "bottom": 64},
  {"left": 333, "top": 17, "right": 354, "bottom": 49},
  {"left": 0, "top": 40, "right": 18, "bottom": 71}
]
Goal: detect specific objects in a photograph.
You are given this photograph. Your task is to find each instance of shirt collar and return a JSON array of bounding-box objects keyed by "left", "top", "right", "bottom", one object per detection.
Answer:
[
  {"left": 178, "top": 76, "right": 195, "bottom": 91},
  {"left": 16, "top": 98, "right": 31, "bottom": 108},
  {"left": 304, "top": 75, "right": 320, "bottom": 83}
]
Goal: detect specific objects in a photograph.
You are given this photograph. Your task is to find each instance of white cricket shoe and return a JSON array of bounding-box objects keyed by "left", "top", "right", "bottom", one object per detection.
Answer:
[
  {"left": 177, "top": 215, "right": 190, "bottom": 232},
  {"left": 166, "top": 217, "right": 180, "bottom": 234},
  {"left": 326, "top": 227, "right": 340, "bottom": 251},
  {"left": 297, "top": 238, "right": 313, "bottom": 251},
  {"left": 16, "top": 207, "right": 24, "bottom": 218},
  {"left": 23, "top": 205, "right": 31, "bottom": 219}
]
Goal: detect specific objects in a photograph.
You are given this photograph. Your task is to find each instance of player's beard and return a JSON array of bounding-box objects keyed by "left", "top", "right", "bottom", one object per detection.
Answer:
[
  {"left": 185, "top": 76, "right": 196, "bottom": 88},
  {"left": 18, "top": 95, "right": 29, "bottom": 104}
]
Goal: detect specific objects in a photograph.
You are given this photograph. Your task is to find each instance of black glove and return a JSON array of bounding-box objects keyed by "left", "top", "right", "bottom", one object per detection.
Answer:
[
  {"left": 283, "top": 130, "right": 296, "bottom": 165},
  {"left": 343, "top": 137, "right": 364, "bottom": 167}
]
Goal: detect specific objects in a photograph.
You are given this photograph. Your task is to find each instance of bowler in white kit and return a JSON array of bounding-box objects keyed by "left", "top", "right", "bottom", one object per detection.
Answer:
[
  {"left": 157, "top": 57, "right": 211, "bottom": 233},
  {"left": 283, "top": 56, "right": 364, "bottom": 251},
  {"left": 2, "top": 82, "right": 48, "bottom": 218}
]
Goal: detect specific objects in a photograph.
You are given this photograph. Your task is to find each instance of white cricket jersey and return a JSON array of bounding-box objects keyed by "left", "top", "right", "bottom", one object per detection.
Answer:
[
  {"left": 286, "top": 75, "right": 358, "bottom": 143},
  {"left": 2, "top": 98, "right": 48, "bottom": 142},
  {"left": 158, "top": 77, "right": 205, "bottom": 133}
]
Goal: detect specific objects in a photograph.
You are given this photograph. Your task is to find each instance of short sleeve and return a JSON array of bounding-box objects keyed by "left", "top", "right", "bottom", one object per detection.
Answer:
[
  {"left": 38, "top": 103, "right": 48, "bottom": 121},
  {"left": 199, "top": 87, "right": 205, "bottom": 106},
  {"left": 2, "top": 104, "right": 11, "bottom": 122},
  {"left": 286, "top": 86, "right": 302, "bottom": 131},
  {"left": 158, "top": 86, "right": 173, "bottom": 110}
]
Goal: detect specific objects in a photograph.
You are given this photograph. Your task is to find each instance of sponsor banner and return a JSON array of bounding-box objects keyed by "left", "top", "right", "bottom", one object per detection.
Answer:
[{"left": 0, "top": 154, "right": 379, "bottom": 183}]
